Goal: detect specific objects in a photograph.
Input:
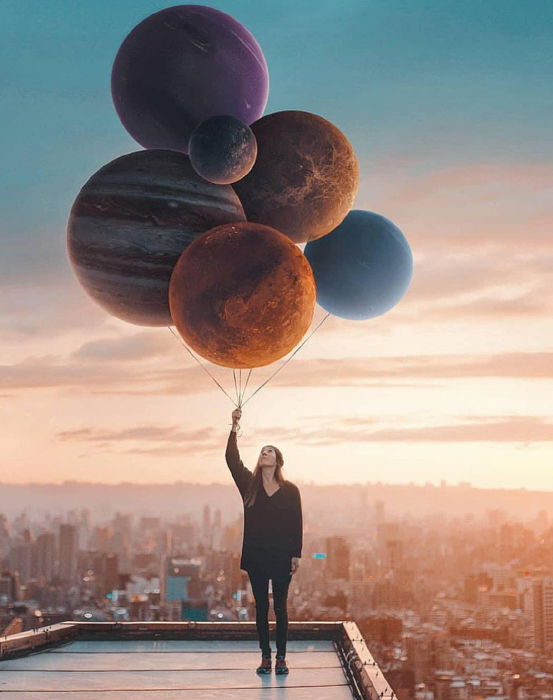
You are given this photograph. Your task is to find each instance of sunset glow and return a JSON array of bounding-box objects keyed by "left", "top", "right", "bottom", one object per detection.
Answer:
[{"left": 1, "top": 1, "right": 551, "bottom": 489}]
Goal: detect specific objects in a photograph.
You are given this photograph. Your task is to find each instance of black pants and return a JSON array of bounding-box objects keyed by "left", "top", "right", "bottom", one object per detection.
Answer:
[{"left": 247, "top": 567, "right": 292, "bottom": 657}]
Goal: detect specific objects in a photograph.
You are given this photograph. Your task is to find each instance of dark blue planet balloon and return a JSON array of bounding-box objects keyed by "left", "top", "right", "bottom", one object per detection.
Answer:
[
  {"left": 189, "top": 115, "right": 257, "bottom": 184},
  {"left": 304, "top": 210, "right": 413, "bottom": 320}
]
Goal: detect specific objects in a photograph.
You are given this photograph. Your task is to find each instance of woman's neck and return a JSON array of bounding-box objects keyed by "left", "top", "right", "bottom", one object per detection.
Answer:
[{"left": 261, "top": 468, "right": 276, "bottom": 485}]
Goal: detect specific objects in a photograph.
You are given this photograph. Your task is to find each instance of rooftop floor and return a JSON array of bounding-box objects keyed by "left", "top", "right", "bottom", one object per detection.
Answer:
[{"left": 0, "top": 638, "right": 355, "bottom": 699}]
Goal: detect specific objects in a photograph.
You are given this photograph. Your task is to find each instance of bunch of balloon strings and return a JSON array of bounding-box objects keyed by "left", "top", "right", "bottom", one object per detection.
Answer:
[{"left": 167, "top": 310, "right": 330, "bottom": 411}]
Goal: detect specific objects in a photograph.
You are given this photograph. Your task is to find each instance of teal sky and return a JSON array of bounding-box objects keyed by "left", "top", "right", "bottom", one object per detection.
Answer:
[
  {"left": 1, "top": 1, "right": 552, "bottom": 488},
  {"left": 1, "top": 0, "right": 551, "bottom": 238}
]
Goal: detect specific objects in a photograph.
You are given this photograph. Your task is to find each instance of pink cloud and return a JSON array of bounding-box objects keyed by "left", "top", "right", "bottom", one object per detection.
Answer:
[
  {"left": 1, "top": 351, "right": 551, "bottom": 395},
  {"left": 251, "top": 415, "right": 553, "bottom": 445}
]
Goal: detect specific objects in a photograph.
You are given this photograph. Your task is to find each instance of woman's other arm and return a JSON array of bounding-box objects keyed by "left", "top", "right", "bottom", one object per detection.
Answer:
[
  {"left": 290, "top": 485, "right": 303, "bottom": 574},
  {"left": 225, "top": 408, "right": 252, "bottom": 499}
]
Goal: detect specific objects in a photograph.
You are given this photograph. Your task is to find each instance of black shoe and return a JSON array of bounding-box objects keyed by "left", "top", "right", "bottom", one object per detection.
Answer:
[
  {"left": 256, "top": 655, "right": 272, "bottom": 674},
  {"left": 275, "top": 655, "right": 289, "bottom": 674}
]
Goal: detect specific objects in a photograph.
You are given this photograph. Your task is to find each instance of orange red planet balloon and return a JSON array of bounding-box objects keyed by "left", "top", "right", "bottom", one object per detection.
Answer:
[{"left": 169, "top": 222, "right": 316, "bottom": 368}]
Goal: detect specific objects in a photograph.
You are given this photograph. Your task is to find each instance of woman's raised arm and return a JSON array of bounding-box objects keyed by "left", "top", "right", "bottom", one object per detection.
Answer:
[{"left": 225, "top": 408, "right": 252, "bottom": 499}]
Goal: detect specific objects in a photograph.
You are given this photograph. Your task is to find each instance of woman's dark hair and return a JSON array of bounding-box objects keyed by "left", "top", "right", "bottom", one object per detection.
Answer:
[{"left": 244, "top": 445, "right": 284, "bottom": 508}]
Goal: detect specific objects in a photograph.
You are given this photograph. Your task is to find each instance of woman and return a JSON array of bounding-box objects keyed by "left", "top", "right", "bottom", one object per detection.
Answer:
[{"left": 225, "top": 407, "right": 303, "bottom": 675}]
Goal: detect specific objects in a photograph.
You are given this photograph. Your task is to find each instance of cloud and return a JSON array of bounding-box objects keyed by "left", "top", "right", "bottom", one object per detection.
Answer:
[
  {"left": 57, "top": 425, "right": 222, "bottom": 457},
  {"left": 58, "top": 426, "right": 215, "bottom": 444},
  {"left": 251, "top": 415, "right": 553, "bottom": 445},
  {"left": 72, "top": 332, "right": 174, "bottom": 362},
  {"left": 0, "top": 359, "right": 138, "bottom": 389},
  {"left": 121, "top": 445, "right": 217, "bottom": 457},
  {"left": 370, "top": 162, "right": 553, "bottom": 250},
  {"left": 0, "top": 275, "right": 108, "bottom": 340},
  {"left": 0, "top": 356, "right": 206, "bottom": 393},
  {"left": 1, "top": 351, "right": 552, "bottom": 394},
  {"left": 425, "top": 288, "right": 553, "bottom": 320},
  {"left": 405, "top": 253, "right": 552, "bottom": 304},
  {"left": 53, "top": 413, "right": 553, "bottom": 461},
  {"left": 265, "top": 353, "right": 553, "bottom": 386}
]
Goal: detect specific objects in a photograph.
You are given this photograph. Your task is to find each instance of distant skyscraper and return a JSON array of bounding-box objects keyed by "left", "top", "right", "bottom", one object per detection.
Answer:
[
  {"left": 202, "top": 504, "right": 212, "bottom": 548},
  {"left": 0, "top": 571, "right": 17, "bottom": 603},
  {"left": 212, "top": 508, "right": 223, "bottom": 550},
  {"left": 325, "top": 536, "right": 350, "bottom": 581},
  {"left": 111, "top": 513, "right": 132, "bottom": 570},
  {"left": 374, "top": 500, "right": 385, "bottom": 525},
  {"left": 35, "top": 532, "right": 56, "bottom": 583},
  {"left": 91, "top": 526, "right": 111, "bottom": 553},
  {"left": 58, "top": 524, "right": 78, "bottom": 584},
  {"left": 162, "top": 556, "right": 207, "bottom": 621},
  {"left": 9, "top": 529, "right": 32, "bottom": 586},
  {"left": 78, "top": 509, "right": 91, "bottom": 550},
  {"left": 376, "top": 522, "right": 404, "bottom": 572},
  {"left": 95, "top": 553, "right": 119, "bottom": 595},
  {"left": 0, "top": 514, "right": 10, "bottom": 559},
  {"left": 530, "top": 577, "right": 553, "bottom": 651}
]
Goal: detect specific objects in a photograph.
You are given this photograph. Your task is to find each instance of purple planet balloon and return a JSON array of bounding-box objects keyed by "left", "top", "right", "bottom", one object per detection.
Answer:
[{"left": 111, "top": 5, "right": 270, "bottom": 152}]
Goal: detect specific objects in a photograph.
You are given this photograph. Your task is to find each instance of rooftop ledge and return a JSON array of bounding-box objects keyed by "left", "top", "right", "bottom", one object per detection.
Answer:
[{"left": 0, "top": 621, "right": 397, "bottom": 699}]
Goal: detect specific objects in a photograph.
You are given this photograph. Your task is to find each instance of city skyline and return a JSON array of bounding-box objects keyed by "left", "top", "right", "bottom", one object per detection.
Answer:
[
  {"left": 1, "top": 0, "right": 552, "bottom": 488},
  {"left": 3, "top": 485, "right": 553, "bottom": 697}
]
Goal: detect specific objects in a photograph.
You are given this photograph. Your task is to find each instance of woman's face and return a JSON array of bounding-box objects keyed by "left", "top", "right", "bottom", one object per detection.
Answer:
[{"left": 259, "top": 445, "right": 277, "bottom": 468}]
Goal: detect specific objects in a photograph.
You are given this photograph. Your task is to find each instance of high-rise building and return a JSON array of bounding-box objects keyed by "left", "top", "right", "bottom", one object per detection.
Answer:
[
  {"left": 0, "top": 571, "right": 18, "bottom": 603},
  {"left": 202, "top": 505, "right": 212, "bottom": 548},
  {"left": 35, "top": 532, "right": 56, "bottom": 583},
  {"left": 111, "top": 514, "right": 132, "bottom": 570},
  {"left": 8, "top": 530, "right": 32, "bottom": 587},
  {"left": 95, "top": 553, "right": 119, "bottom": 596},
  {"left": 530, "top": 576, "right": 553, "bottom": 651},
  {"left": 374, "top": 500, "right": 385, "bottom": 525},
  {"left": 58, "top": 524, "right": 78, "bottom": 584},
  {"left": 91, "top": 526, "right": 111, "bottom": 553},
  {"left": 212, "top": 508, "right": 222, "bottom": 550},
  {"left": 0, "top": 514, "right": 10, "bottom": 560},
  {"left": 162, "top": 557, "right": 207, "bottom": 621},
  {"left": 325, "top": 536, "right": 350, "bottom": 581},
  {"left": 376, "top": 522, "right": 404, "bottom": 572}
]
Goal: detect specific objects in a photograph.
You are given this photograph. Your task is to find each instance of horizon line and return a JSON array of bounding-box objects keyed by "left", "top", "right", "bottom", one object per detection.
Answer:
[{"left": 0, "top": 479, "right": 547, "bottom": 494}]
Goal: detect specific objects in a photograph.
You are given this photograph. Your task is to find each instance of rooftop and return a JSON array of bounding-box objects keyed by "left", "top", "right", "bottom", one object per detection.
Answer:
[{"left": 0, "top": 621, "right": 397, "bottom": 699}]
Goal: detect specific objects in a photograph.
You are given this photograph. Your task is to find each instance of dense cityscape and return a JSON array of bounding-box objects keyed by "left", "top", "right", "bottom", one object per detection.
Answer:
[{"left": 2, "top": 481, "right": 553, "bottom": 699}]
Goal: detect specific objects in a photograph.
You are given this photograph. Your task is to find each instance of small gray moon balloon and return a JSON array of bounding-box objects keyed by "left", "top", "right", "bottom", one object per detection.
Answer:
[
  {"left": 189, "top": 115, "right": 258, "bottom": 184},
  {"left": 67, "top": 149, "right": 246, "bottom": 326}
]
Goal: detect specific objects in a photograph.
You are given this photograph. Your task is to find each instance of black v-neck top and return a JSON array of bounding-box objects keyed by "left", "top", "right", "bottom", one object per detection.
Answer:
[{"left": 225, "top": 430, "right": 303, "bottom": 572}]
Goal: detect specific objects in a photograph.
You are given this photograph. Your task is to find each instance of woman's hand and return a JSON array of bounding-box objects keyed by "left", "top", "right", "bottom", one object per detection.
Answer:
[
  {"left": 231, "top": 407, "right": 242, "bottom": 431},
  {"left": 290, "top": 557, "right": 301, "bottom": 575}
]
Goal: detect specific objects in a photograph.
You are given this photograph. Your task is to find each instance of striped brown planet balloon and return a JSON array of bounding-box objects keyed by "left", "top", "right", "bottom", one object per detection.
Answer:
[{"left": 67, "top": 149, "right": 246, "bottom": 326}]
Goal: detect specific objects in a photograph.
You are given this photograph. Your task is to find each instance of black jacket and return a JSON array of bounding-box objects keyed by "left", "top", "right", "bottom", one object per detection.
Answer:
[{"left": 225, "top": 430, "right": 302, "bottom": 571}]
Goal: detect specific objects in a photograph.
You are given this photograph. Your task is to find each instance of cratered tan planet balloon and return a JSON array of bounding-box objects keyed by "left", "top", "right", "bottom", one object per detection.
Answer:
[
  {"left": 233, "top": 110, "right": 359, "bottom": 244},
  {"left": 169, "top": 222, "right": 316, "bottom": 368}
]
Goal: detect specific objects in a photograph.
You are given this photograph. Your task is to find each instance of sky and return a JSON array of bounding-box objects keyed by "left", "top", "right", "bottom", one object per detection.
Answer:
[{"left": 1, "top": 0, "right": 552, "bottom": 488}]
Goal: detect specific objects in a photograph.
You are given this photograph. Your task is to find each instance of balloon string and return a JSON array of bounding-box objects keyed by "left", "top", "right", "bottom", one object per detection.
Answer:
[
  {"left": 240, "top": 369, "right": 253, "bottom": 406},
  {"left": 168, "top": 327, "right": 238, "bottom": 407},
  {"left": 241, "top": 312, "right": 331, "bottom": 408},
  {"left": 232, "top": 369, "right": 239, "bottom": 405}
]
